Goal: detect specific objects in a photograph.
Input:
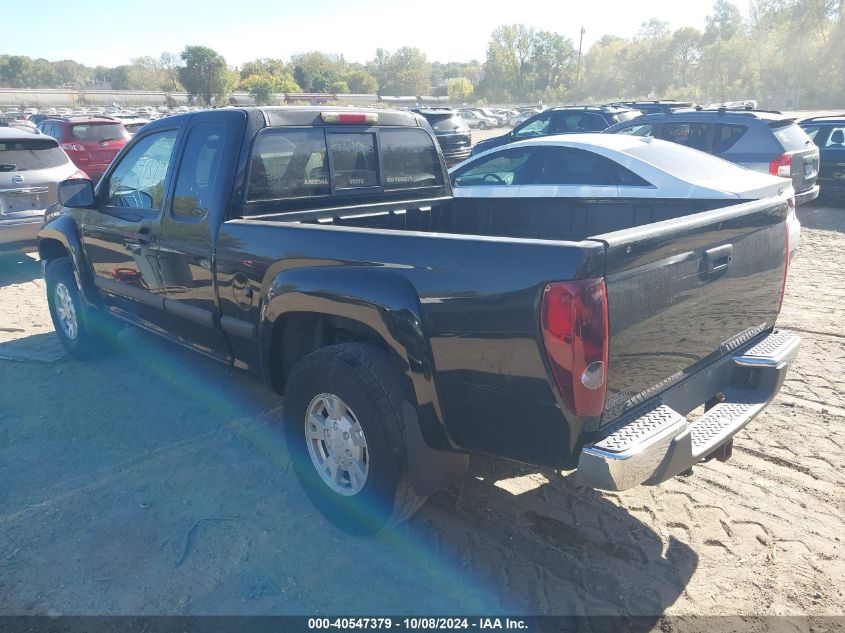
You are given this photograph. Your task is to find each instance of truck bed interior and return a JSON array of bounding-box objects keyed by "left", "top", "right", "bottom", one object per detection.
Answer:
[{"left": 249, "top": 196, "right": 743, "bottom": 242}]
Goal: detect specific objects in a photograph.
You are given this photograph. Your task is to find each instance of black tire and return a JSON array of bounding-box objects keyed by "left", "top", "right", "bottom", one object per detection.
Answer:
[
  {"left": 281, "top": 343, "right": 426, "bottom": 535},
  {"left": 45, "top": 257, "right": 113, "bottom": 360},
  {"left": 478, "top": 121, "right": 488, "bottom": 130}
]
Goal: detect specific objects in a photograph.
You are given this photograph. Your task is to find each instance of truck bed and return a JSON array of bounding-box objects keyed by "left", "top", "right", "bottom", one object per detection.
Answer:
[
  {"left": 242, "top": 195, "right": 742, "bottom": 243},
  {"left": 219, "top": 194, "right": 789, "bottom": 466}
]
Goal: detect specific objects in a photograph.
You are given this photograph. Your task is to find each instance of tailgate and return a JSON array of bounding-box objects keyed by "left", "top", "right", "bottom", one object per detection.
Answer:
[{"left": 594, "top": 198, "right": 788, "bottom": 425}]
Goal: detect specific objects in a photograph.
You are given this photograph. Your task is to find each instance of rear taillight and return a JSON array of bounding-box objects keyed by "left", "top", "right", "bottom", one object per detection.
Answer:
[
  {"left": 70, "top": 169, "right": 90, "bottom": 180},
  {"left": 777, "top": 218, "right": 790, "bottom": 315},
  {"left": 541, "top": 279, "right": 609, "bottom": 417},
  {"left": 769, "top": 153, "right": 792, "bottom": 178},
  {"left": 61, "top": 143, "right": 85, "bottom": 152}
]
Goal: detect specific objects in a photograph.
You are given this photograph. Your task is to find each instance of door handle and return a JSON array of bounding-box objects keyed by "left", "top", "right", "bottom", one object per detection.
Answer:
[{"left": 704, "top": 244, "right": 733, "bottom": 274}]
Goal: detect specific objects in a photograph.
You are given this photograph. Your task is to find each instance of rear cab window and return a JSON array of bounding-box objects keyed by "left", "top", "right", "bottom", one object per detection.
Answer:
[
  {"left": 70, "top": 123, "right": 129, "bottom": 143},
  {"left": 245, "top": 125, "right": 443, "bottom": 207},
  {"left": 0, "top": 137, "right": 69, "bottom": 171}
]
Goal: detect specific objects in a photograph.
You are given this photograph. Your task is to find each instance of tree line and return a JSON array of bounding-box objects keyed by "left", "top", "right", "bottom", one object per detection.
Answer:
[{"left": 1, "top": 0, "right": 842, "bottom": 108}]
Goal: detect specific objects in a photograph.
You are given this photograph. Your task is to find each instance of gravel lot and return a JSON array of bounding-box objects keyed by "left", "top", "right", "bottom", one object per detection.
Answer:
[{"left": 0, "top": 200, "right": 842, "bottom": 625}]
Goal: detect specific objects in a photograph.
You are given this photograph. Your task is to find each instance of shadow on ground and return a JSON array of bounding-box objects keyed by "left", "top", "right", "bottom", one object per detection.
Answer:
[
  {"left": 0, "top": 251, "right": 41, "bottom": 288},
  {"left": 0, "top": 315, "right": 695, "bottom": 625},
  {"left": 799, "top": 201, "right": 845, "bottom": 232}
]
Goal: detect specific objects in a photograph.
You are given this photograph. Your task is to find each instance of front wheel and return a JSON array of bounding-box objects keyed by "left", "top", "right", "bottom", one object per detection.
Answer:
[
  {"left": 281, "top": 343, "right": 426, "bottom": 534},
  {"left": 45, "top": 257, "right": 113, "bottom": 359},
  {"left": 478, "top": 121, "right": 488, "bottom": 130}
]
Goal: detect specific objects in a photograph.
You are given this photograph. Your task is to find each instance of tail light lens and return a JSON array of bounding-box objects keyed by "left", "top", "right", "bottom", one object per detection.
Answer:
[
  {"left": 70, "top": 169, "right": 90, "bottom": 180},
  {"left": 61, "top": 143, "right": 85, "bottom": 152},
  {"left": 769, "top": 153, "right": 792, "bottom": 178},
  {"left": 541, "top": 279, "right": 609, "bottom": 417}
]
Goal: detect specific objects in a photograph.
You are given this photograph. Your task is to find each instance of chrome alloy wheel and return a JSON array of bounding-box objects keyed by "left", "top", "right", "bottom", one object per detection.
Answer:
[
  {"left": 54, "top": 282, "right": 78, "bottom": 340},
  {"left": 305, "top": 393, "right": 369, "bottom": 496}
]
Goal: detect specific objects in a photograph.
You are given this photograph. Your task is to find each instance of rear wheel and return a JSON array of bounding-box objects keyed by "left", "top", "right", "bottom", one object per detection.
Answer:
[
  {"left": 478, "top": 121, "right": 488, "bottom": 130},
  {"left": 45, "top": 257, "right": 113, "bottom": 359},
  {"left": 282, "top": 343, "right": 426, "bottom": 534}
]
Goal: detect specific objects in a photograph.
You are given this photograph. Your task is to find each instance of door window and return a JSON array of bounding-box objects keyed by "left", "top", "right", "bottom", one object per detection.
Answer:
[
  {"left": 451, "top": 148, "right": 533, "bottom": 187},
  {"left": 171, "top": 121, "right": 228, "bottom": 220},
  {"left": 823, "top": 127, "right": 845, "bottom": 147},
  {"left": 658, "top": 122, "right": 712, "bottom": 151},
  {"left": 106, "top": 129, "right": 178, "bottom": 210},
  {"left": 715, "top": 124, "right": 748, "bottom": 152},
  {"left": 615, "top": 123, "right": 654, "bottom": 137},
  {"left": 513, "top": 112, "right": 552, "bottom": 138},
  {"left": 524, "top": 147, "right": 619, "bottom": 186}
]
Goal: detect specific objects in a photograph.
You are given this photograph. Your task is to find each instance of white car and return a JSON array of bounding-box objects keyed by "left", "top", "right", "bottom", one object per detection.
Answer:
[
  {"left": 459, "top": 110, "right": 499, "bottom": 130},
  {"left": 450, "top": 133, "right": 800, "bottom": 252}
]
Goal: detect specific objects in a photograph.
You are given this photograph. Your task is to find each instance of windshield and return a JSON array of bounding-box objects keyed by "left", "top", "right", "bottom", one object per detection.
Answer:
[
  {"left": 0, "top": 138, "right": 68, "bottom": 171},
  {"left": 70, "top": 123, "right": 129, "bottom": 143}
]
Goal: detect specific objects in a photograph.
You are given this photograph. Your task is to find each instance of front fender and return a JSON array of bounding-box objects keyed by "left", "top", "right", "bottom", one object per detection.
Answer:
[
  {"left": 38, "top": 214, "right": 99, "bottom": 307},
  {"left": 260, "top": 266, "right": 454, "bottom": 452}
]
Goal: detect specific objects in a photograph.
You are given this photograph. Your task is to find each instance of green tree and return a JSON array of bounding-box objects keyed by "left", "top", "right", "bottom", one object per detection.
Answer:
[
  {"left": 480, "top": 24, "right": 535, "bottom": 101},
  {"left": 369, "top": 47, "right": 431, "bottom": 95},
  {"left": 291, "top": 52, "right": 347, "bottom": 92},
  {"left": 240, "top": 73, "right": 298, "bottom": 104},
  {"left": 179, "top": 45, "right": 230, "bottom": 106},
  {"left": 531, "top": 31, "right": 576, "bottom": 99},
  {"left": 343, "top": 69, "right": 377, "bottom": 93},
  {"left": 447, "top": 77, "right": 473, "bottom": 102}
]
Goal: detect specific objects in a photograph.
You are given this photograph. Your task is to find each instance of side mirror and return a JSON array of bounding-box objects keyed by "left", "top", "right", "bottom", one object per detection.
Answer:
[{"left": 58, "top": 178, "right": 95, "bottom": 208}]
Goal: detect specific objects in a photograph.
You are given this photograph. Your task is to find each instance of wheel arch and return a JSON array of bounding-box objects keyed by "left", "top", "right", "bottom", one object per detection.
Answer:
[
  {"left": 260, "top": 266, "right": 453, "bottom": 453},
  {"left": 38, "top": 215, "right": 99, "bottom": 306}
]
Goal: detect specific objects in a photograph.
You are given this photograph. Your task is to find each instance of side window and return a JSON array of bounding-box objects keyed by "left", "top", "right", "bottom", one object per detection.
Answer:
[
  {"left": 658, "top": 122, "right": 712, "bottom": 152},
  {"left": 715, "top": 124, "right": 748, "bottom": 153},
  {"left": 171, "top": 121, "right": 228, "bottom": 220},
  {"left": 451, "top": 148, "right": 533, "bottom": 187},
  {"left": 824, "top": 126, "right": 845, "bottom": 147},
  {"left": 513, "top": 112, "right": 552, "bottom": 138},
  {"left": 328, "top": 133, "right": 378, "bottom": 189},
  {"left": 524, "top": 147, "right": 616, "bottom": 186},
  {"left": 380, "top": 128, "right": 443, "bottom": 190},
  {"left": 106, "top": 129, "right": 178, "bottom": 210},
  {"left": 615, "top": 123, "right": 654, "bottom": 137},
  {"left": 579, "top": 114, "right": 608, "bottom": 132},
  {"left": 247, "top": 129, "right": 329, "bottom": 201}
]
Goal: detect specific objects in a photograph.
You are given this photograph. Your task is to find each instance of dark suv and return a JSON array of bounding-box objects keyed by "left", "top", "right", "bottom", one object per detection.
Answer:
[
  {"left": 799, "top": 114, "right": 845, "bottom": 199},
  {"left": 411, "top": 108, "right": 471, "bottom": 165},
  {"left": 470, "top": 105, "right": 641, "bottom": 157},
  {"left": 605, "top": 109, "right": 820, "bottom": 206},
  {"left": 36, "top": 116, "right": 130, "bottom": 182}
]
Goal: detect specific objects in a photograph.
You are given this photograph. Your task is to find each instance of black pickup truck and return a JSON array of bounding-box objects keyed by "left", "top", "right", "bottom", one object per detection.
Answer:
[{"left": 39, "top": 107, "right": 800, "bottom": 534}]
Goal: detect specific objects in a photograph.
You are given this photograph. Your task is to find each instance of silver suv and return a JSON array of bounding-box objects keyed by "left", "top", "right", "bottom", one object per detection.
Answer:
[
  {"left": 605, "top": 109, "right": 820, "bottom": 206},
  {"left": 0, "top": 128, "right": 80, "bottom": 249}
]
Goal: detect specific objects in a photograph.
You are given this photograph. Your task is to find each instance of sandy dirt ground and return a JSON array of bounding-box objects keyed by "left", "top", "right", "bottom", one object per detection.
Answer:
[{"left": 0, "top": 201, "right": 842, "bottom": 627}]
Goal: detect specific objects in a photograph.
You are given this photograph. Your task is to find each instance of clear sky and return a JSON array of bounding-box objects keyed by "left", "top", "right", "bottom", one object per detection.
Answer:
[{"left": 3, "top": 0, "right": 749, "bottom": 67}]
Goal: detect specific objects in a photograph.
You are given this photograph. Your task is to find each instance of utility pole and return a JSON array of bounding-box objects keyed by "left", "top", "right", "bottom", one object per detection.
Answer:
[{"left": 576, "top": 26, "right": 585, "bottom": 85}]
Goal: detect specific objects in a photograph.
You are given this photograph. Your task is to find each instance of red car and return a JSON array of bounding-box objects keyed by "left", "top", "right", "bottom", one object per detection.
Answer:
[{"left": 36, "top": 116, "right": 129, "bottom": 181}]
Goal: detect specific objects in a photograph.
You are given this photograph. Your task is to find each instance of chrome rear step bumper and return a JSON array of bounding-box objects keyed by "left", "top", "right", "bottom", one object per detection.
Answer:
[{"left": 577, "top": 329, "right": 800, "bottom": 491}]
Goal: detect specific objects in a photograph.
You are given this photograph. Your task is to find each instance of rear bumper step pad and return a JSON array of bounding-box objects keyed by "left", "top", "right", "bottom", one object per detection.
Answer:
[{"left": 577, "top": 329, "right": 800, "bottom": 491}]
